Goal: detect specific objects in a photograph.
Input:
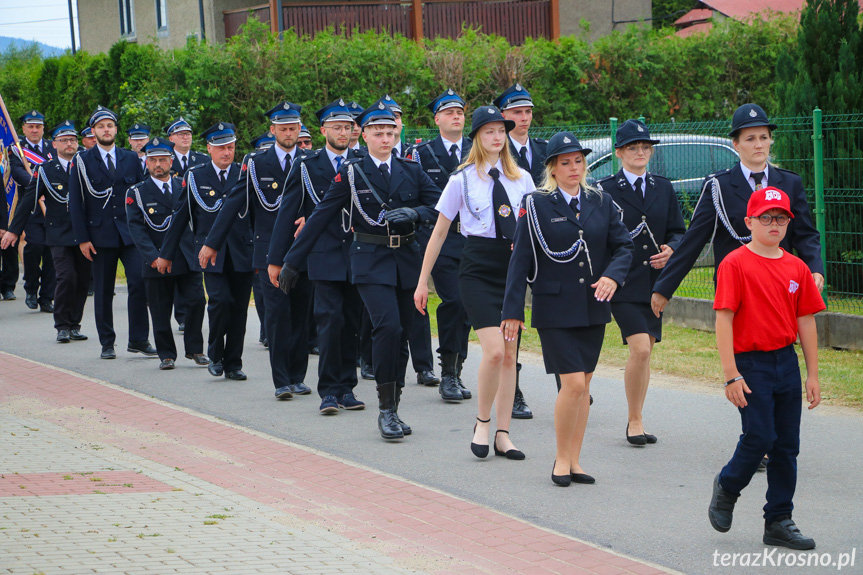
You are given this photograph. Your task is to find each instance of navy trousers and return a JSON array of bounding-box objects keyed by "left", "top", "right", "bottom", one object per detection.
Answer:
[
  {"left": 23, "top": 241, "right": 56, "bottom": 303},
  {"left": 313, "top": 279, "right": 362, "bottom": 398},
  {"left": 202, "top": 252, "right": 253, "bottom": 372},
  {"left": 145, "top": 273, "right": 205, "bottom": 360},
  {"left": 356, "top": 281, "right": 415, "bottom": 387},
  {"left": 49, "top": 246, "right": 91, "bottom": 331},
  {"left": 259, "top": 270, "right": 310, "bottom": 388},
  {"left": 92, "top": 244, "right": 150, "bottom": 347},
  {"left": 253, "top": 271, "right": 267, "bottom": 341},
  {"left": 719, "top": 345, "right": 802, "bottom": 521}
]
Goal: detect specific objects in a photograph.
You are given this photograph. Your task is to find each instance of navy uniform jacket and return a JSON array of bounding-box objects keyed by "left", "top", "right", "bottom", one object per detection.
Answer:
[
  {"left": 9, "top": 139, "right": 54, "bottom": 244},
  {"left": 653, "top": 162, "right": 823, "bottom": 299},
  {"left": 68, "top": 146, "right": 143, "bottom": 248},
  {"left": 283, "top": 154, "right": 440, "bottom": 288},
  {"left": 598, "top": 170, "right": 686, "bottom": 303},
  {"left": 160, "top": 162, "right": 253, "bottom": 274},
  {"left": 126, "top": 177, "right": 192, "bottom": 278},
  {"left": 408, "top": 135, "right": 472, "bottom": 260},
  {"left": 503, "top": 189, "right": 633, "bottom": 328},
  {"left": 8, "top": 159, "right": 77, "bottom": 247},
  {"left": 207, "top": 145, "right": 289, "bottom": 271},
  {"left": 171, "top": 150, "right": 210, "bottom": 179},
  {"left": 507, "top": 136, "right": 548, "bottom": 187},
  {"left": 268, "top": 147, "right": 363, "bottom": 281}
]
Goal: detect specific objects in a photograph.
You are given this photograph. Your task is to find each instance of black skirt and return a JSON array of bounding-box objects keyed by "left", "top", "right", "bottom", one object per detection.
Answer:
[
  {"left": 536, "top": 324, "right": 606, "bottom": 374},
  {"left": 611, "top": 301, "right": 663, "bottom": 344},
  {"left": 459, "top": 236, "right": 512, "bottom": 330}
]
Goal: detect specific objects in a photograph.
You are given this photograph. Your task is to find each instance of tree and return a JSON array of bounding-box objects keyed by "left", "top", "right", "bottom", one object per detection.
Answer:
[{"left": 775, "top": 0, "right": 863, "bottom": 115}]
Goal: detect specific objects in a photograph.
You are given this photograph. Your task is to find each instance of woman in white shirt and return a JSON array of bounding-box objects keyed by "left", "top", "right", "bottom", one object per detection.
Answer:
[{"left": 414, "top": 106, "right": 534, "bottom": 461}]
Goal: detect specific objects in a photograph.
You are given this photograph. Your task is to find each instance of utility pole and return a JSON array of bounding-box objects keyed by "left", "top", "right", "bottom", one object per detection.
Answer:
[{"left": 68, "top": 0, "right": 76, "bottom": 54}]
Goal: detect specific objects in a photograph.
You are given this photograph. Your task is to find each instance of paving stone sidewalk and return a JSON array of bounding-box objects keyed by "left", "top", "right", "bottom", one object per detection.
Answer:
[{"left": 0, "top": 352, "right": 674, "bottom": 575}]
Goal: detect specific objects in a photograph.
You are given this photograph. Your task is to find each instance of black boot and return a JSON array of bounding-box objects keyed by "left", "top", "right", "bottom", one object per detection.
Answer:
[
  {"left": 439, "top": 353, "right": 463, "bottom": 401},
  {"left": 511, "top": 364, "right": 533, "bottom": 419},
  {"left": 394, "top": 385, "right": 412, "bottom": 435},
  {"left": 456, "top": 355, "right": 471, "bottom": 399},
  {"left": 377, "top": 383, "right": 404, "bottom": 439}
]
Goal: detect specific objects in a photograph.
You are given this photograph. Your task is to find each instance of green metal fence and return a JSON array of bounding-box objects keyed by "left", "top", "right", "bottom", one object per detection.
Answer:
[{"left": 404, "top": 110, "right": 863, "bottom": 315}]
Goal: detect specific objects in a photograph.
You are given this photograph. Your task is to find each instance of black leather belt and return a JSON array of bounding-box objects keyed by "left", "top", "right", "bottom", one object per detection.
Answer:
[{"left": 354, "top": 231, "right": 416, "bottom": 248}]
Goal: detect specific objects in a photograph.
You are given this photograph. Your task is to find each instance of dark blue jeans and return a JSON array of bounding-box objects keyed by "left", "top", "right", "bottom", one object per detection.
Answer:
[{"left": 719, "top": 345, "right": 802, "bottom": 521}]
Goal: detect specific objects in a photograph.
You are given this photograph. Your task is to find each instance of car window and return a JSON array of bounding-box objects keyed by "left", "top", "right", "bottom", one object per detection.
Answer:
[
  {"left": 652, "top": 143, "right": 738, "bottom": 180},
  {"left": 587, "top": 153, "right": 615, "bottom": 180}
]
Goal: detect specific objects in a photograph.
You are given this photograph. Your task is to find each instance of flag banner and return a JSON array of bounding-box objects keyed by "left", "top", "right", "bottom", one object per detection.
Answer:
[{"left": 0, "top": 92, "right": 22, "bottom": 222}]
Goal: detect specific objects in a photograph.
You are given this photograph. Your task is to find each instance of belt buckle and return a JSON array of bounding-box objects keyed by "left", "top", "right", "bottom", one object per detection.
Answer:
[
  {"left": 388, "top": 235, "right": 401, "bottom": 248},
  {"left": 456, "top": 221, "right": 461, "bottom": 234}
]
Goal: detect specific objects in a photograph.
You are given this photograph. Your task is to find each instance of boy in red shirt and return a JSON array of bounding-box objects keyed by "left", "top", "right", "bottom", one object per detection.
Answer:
[{"left": 708, "top": 186, "right": 825, "bottom": 550}]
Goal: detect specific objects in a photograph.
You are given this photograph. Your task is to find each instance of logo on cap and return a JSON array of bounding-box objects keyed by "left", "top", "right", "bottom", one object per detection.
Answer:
[
  {"left": 487, "top": 108, "right": 495, "bottom": 114},
  {"left": 637, "top": 125, "right": 644, "bottom": 132},
  {"left": 339, "top": 98, "right": 345, "bottom": 106},
  {"left": 749, "top": 108, "right": 758, "bottom": 118},
  {"left": 447, "top": 89, "right": 454, "bottom": 95},
  {"left": 283, "top": 102, "right": 289, "bottom": 109},
  {"left": 64, "top": 121, "right": 70, "bottom": 125},
  {"left": 153, "top": 138, "right": 160, "bottom": 145},
  {"left": 378, "top": 102, "right": 385, "bottom": 110},
  {"left": 765, "top": 190, "right": 782, "bottom": 201},
  {"left": 515, "top": 83, "right": 523, "bottom": 91},
  {"left": 563, "top": 136, "right": 571, "bottom": 143},
  {"left": 218, "top": 123, "right": 224, "bottom": 130},
  {"left": 31, "top": 111, "right": 37, "bottom": 117}
]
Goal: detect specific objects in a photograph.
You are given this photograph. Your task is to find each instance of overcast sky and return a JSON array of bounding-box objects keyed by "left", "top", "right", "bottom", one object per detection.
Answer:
[{"left": 0, "top": 1, "right": 80, "bottom": 50}]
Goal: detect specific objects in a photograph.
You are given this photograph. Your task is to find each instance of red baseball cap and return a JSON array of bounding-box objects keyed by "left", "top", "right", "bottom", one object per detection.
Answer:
[{"left": 747, "top": 186, "right": 794, "bottom": 218}]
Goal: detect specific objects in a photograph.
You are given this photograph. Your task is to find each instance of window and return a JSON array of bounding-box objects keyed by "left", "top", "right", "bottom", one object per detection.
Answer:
[
  {"left": 119, "top": 0, "right": 135, "bottom": 37},
  {"left": 156, "top": 0, "right": 168, "bottom": 31}
]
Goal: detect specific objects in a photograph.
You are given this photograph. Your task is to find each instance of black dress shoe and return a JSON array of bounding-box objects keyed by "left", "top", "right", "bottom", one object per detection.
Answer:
[
  {"left": 512, "top": 386, "right": 533, "bottom": 419},
  {"left": 208, "top": 361, "right": 224, "bottom": 377},
  {"left": 185, "top": 353, "right": 210, "bottom": 366},
  {"left": 2, "top": 290, "right": 15, "bottom": 300},
  {"left": 416, "top": 370, "right": 440, "bottom": 386},
  {"left": 763, "top": 516, "right": 815, "bottom": 550},
  {"left": 127, "top": 341, "right": 158, "bottom": 356},
  {"left": 39, "top": 300, "right": 54, "bottom": 313},
  {"left": 69, "top": 330, "right": 88, "bottom": 341},
  {"left": 571, "top": 472, "right": 595, "bottom": 484},
  {"left": 493, "top": 430, "right": 525, "bottom": 460},
  {"left": 25, "top": 293, "right": 38, "bottom": 309},
  {"left": 552, "top": 461, "right": 572, "bottom": 487},
  {"left": 225, "top": 369, "right": 247, "bottom": 381},
  {"left": 360, "top": 359, "right": 375, "bottom": 381},
  {"left": 159, "top": 358, "right": 175, "bottom": 370},
  {"left": 643, "top": 432, "right": 657, "bottom": 444},
  {"left": 100, "top": 346, "right": 116, "bottom": 360},
  {"left": 470, "top": 417, "right": 490, "bottom": 458},
  {"left": 626, "top": 424, "right": 647, "bottom": 446},
  {"left": 708, "top": 473, "right": 738, "bottom": 533},
  {"left": 289, "top": 382, "right": 312, "bottom": 395},
  {"left": 262, "top": 338, "right": 269, "bottom": 348},
  {"left": 56, "top": 330, "right": 71, "bottom": 343}
]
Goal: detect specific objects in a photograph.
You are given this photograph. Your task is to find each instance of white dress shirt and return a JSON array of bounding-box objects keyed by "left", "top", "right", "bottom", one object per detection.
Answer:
[{"left": 437, "top": 161, "right": 534, "bottom": 238}]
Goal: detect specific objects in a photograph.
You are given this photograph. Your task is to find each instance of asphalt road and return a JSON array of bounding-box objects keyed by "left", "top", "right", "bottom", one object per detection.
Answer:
[{"left": 1, "top": 287, "right": 861, "bottom": 575}]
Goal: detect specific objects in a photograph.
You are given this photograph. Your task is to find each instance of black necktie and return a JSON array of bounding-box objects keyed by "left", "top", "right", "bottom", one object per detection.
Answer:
[
  {"left": 284, "top": 154, "right": 292, "bottom": 173},
  {"left": 163, "top": 183, "right": 170, "bottom": 195},
  {"left": 517, "top": 146, "right": 530, "bottom": 171},
  {"left": 752, "top": 171, "right": 765, "bottom": 191},
  {"left": 569, "top": 197, "right": 580, "bottom": 219},
  {"left": 66, "top": 162, "right": 71, "bottom": 174},
  {"left": 489, "top": 168, "right": 515, "bottom": 240},
  {"left": 106, "top": 153, "right": 115, "bottom": 177},
  {"left": 219, "top": 169, "right": 227, "bottom": 185},
  {"left": 449, "top": 143, "right": 459, "bottom": 170},
  {"left": 379, "top": 162, "right": 391, "bottom": 188},
  {"left": 634, "top": 177, "right": 644, "bottom": 202},
  {"left": 182, "top": 156, "right": 188, "bottom": 173}
]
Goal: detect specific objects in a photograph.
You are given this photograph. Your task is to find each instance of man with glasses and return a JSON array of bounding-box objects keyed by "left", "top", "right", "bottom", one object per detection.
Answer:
[
  {"left": 166, "top": 117, "right": 209, "bottom": 178},
  {"left": 2, "top": 121, "right": 90, "bottom": 342}
]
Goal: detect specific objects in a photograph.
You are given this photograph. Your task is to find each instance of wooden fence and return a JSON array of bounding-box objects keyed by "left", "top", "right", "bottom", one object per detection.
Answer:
[{"left": 224, "top": 0, "right": 555, "bottom": 45}]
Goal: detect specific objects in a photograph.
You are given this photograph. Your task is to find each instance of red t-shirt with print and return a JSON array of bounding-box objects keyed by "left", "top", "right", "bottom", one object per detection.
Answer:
[{"left": 714, "top": 246, "right": 826, "bottom": 354}]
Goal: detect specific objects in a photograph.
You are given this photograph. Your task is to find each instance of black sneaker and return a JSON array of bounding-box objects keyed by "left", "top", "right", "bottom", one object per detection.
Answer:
[
  {"left": 763, "top": 516, "right": 816, "bottom": 550},
  {"left": 708, "top": 473, "right": 738, "bottom": 533}
]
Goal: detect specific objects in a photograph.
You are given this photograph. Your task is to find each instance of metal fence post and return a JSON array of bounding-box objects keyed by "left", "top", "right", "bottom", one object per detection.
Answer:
[
  {"left": 812, "top": 107, "right": 827, "bottom": 302},
  {"left": 610, "top": 117, "right": 618, "bottom": 174}
]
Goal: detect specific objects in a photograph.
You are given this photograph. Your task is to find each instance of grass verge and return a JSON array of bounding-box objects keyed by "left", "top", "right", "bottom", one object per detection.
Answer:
[{"left": 425, "top": 294, "right": 863, "bottom": 410}]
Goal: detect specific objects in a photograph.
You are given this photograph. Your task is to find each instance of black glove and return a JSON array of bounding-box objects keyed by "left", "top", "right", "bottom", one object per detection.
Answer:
[
  {"left": 384, "top": 207, "right": 419, "bottom": 225},
  {"left": 278, "top": 264, "right": 300, "bottom": 295}
]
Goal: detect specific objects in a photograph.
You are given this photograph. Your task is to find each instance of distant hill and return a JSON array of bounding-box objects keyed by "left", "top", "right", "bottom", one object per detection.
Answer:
[{"left": 0, "top": 36, "right": 66, "bottom": 57}]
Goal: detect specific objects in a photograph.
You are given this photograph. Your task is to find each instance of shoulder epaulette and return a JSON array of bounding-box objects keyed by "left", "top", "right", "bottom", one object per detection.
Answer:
[
  {"left": 707, "top": 168, "right": 732, "bottom": 179},
  {"left": 298, "top": 149, "right": 323, "bottom": 162},
  {"left": 395, "top": 154, "right": 416, "bottom": 164},
  {"left": 533, "top": 137, "right": 548, "bottom": 144}
]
